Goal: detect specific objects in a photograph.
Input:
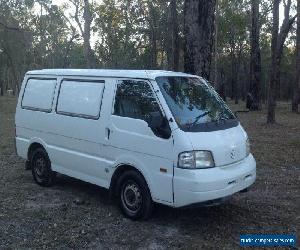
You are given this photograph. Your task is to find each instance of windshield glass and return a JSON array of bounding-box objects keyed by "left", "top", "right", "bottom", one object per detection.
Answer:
[{"left": 156, "top": 76, "right": 237, "bottom": 132}]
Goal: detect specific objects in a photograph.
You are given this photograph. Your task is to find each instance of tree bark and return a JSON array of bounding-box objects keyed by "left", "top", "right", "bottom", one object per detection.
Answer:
[
  {"left": 184, "top": 0, "right": 216, "bottom": 80},
  {"left": 292, "top": 0, "right": 300, "bottom": 112},
  {"left": 242, "top": 58, "right": 248, "bottom": 101},
  {"left": 83, "top": 0, "right": 97, "bottom": 68},
  {"left": 219, "top": 67, "right": 226, "bottom": 101},
  {"left": 231, "top": 52, "right": 238, "bottom": 104},
  {"left": 170, "top": 0, "right": 179, "bottom": 71},
  {"left": 0, "top": 79, "right": 3, "bottom": 96},
  {"left": 3, "top": 46, "right": 19, "bottom": 95},
  {"left": 63, "top": 30, "right": 77, "bottom": 68},
  {"left": 249, "top": 0, "right": 261, "bottom": 110},
  {"left": 267, "top": 0, "right": 295, "bottom": 123},
  {"left": 267, "top": 0, "right": 280, "bottom": 124},
  {"left": 228, "top": 24, "right": 236, "bottom": 101},
  {"left": 148, "top": 1, "right": 157, "bottom": 69},
  {"left": 150, "top": 25, "right": 157, "bottom": 69},
  {"left": 71, "top": 0, "right": 97, "bottom": 68},
  {"left": 213, "top": 0, "right": 219, "bottom": 87}
]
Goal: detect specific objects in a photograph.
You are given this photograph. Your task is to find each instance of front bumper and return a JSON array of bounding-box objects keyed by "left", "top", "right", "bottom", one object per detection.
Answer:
[{"left": 173, "top": 154, "right": 256, "bottom": 207}]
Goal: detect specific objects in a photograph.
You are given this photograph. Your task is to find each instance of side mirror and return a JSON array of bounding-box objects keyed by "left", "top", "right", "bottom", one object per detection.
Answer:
[
  {"left": 148, "top": 112, "right": 171, "bottom": 139},
  {"left": 148, "top": 111, "right": 164, "bottom": 129}
]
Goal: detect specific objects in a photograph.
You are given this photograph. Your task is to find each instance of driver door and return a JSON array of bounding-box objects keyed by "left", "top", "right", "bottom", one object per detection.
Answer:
[{"left": 104, "top": 79, "right": 174, "bottom": 204}]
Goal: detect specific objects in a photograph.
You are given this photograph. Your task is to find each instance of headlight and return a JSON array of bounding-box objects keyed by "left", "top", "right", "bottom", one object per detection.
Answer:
[
  {"left": 246, "top": 138, "right": 251, "bottom": 156},
  {"left": 178, "top": 151, "right": 215, "bottom": 169}
]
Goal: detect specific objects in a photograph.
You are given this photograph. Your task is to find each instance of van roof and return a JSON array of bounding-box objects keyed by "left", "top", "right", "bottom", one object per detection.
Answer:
[{"left": 26, "top": 69, "right": 199, "bottom": 80}]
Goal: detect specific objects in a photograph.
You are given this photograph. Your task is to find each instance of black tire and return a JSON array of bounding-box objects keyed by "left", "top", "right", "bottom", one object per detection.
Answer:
[
  {"left": 31, "top": 148, "right": 56, "bottom": 187},
  {"left": 117, "top": 170, "right": 153, "bottom": 220}
]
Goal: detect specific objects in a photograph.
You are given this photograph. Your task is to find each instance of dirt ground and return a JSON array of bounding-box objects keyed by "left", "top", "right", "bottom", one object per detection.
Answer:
[{"left": 0, "top": 96, "right": 299, "bottom": 249}]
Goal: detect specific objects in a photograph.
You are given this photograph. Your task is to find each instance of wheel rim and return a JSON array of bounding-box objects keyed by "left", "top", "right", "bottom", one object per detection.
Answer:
[
  {"left": 121, "top": 181, "right": 142, "bottom": 213},
  {"left": 34, "top": 156, "right": 47, "bottom": 181}
]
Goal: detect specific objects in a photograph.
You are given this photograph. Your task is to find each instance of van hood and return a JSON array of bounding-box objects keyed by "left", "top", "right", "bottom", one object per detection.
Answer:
[{"left": 185, "top": 124, "right": 248, "bottom": 167}]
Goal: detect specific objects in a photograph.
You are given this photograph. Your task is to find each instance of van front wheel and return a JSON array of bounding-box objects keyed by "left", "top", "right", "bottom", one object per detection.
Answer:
[
  {"left": 31, "top": 148, "right": 56, "bottom": 187},
  {"left": 118, "top": 171, "right": 153, "bottom": 220}
]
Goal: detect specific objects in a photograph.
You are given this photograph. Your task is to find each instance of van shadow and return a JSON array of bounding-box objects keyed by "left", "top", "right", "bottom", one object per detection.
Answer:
[
  {"left": 52, "top": 174, "right": 256, "bottom": 231},
  {"left": 53, "top": 174, "right": 111, "bottom": 206},
  {"left": 154, "top": 201, "right": 253, "bottom": 224},
  {"left": 150, "top": 200, "right": 260, "bottom": 241}
]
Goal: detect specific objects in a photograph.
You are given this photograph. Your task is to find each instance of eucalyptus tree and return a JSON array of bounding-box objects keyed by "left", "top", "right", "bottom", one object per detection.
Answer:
[
  {"left": 249, "top": 0, "right": 261, "bottom": 110},
  {"left": 169, "top": 0, "right": 180, "bottom": 71},
  {"left": 267, "top": 0, "right": 296, "bottom": 123},
  {"left": 68, "top": 0, "right": 97, "bottom": 68},
  {"left": 292, "top": 0, "right": 300, "bottom": 113},
  {"left": 217, "top": 0, "right": 249, "bottom": 103},
  {"left": 0, "top": 0, "right": 34, "bottom": 93},
  {"left": 94, "top": 0, "right": 140, "bottom": 68},
  {"left": 184, "top": 0, "right": 216, "bottom": 80},
  {"left": 94, "top": 0, "right": 171, "bottom": 69}
]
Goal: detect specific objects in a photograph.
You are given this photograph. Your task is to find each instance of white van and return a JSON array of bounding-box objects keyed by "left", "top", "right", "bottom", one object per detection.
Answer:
[{"left": 15, "top": 69, "right": 256, "bottom": 220}]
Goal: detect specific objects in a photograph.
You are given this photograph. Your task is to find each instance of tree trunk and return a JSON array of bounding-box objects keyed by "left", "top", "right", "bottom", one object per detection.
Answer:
[
  {"left": 63, "top": 30, "right": 77, "bottom": 68},
  {"left": 242, "top": 59, "right": 248, "bottom": 101},
  {"left": 267, "top": 0, "right": 295, "bottom": 123},
  {"left": 0, "top": 80, "right": 3, "bottom": 96},
  {"left": 3, "top": 47, "right": 19, "bottom": 95},
  {"left": 292, "top": 0, "right": 300, "bottom": 112},
  {"left": 150, "top": 25, "right": 157, "bottom": 69},
  {"left": 184, "top": 0, "right": 216, "bottom": 80},
  {"left": 83, "top": 0, "right": 97, "bottom": 68},
  {"left": 231, "top": 53, "right": 238, "bottom": 104},
  {"left": 249, "top": 0, "right": 261, "bottom": 110},
  {"left": 148, "top": 2, "right": 157, "bottom": 69},
  {"left": 170, "top": 0, "right": 179, "bottom": 71},
  {"left": 219, "top": 67, "right": 226, "bottom": 101},
  {"left": 267, "top": 0, "right": 280, "bottom": 124},
  {"left": 213, "top": 0, "right": 219, "bottom": 87}
]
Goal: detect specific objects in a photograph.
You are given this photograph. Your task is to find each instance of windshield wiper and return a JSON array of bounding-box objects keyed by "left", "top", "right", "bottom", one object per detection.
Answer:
[{"left": 188, "top": 111, "right": 211, "bottom": 129}]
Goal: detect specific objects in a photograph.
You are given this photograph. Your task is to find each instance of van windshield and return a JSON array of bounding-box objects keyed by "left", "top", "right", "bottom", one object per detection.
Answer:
[{"left": 156, "top": 76, "right": 238, "bottom": 132}]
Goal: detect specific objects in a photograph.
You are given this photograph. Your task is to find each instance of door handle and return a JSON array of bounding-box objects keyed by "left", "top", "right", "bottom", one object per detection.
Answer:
[{"left": 106, "top": 127, "right": 111, "bottom": 140}]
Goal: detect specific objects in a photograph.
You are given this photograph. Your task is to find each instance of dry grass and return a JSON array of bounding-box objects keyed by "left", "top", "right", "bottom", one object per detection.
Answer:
[{"left": 0, "top": 96, "right": 299, "bottom": 249}]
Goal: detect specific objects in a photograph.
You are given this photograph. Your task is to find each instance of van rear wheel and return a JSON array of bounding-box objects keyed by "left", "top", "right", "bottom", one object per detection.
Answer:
[
  {"left": 31, "top": 148, "right": 56, "bottom": 187},
  {"left": 118, "top": 170, "right": 153, "bottom": 220}
]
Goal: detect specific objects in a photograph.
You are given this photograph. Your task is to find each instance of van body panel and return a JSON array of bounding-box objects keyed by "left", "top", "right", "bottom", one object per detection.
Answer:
[
  {"left": 106, "top": 116, "right": 174, "bottom": 203},
  {"left": 105, "top": 149, "right": 174, "bottom": 205},
  {"left": 185, "top": 124, "right": 248, "bottom": 167},
  {"left": 171, "top": 128, "right": 194, "bottom": 161},
  {"left": 173, "top": 154, "right": 256, "bottom": 207},
  {"left": 16, "top": 77, "right": 115, "bottom": 188},
  {"left": 48, "top": 77, "right": 113, "bottom": 187},
  {"left": 26, "top": 69, "right": 195, "bottom": 81},
  {"left": 15, "top": 136, "right": 30, "bottom": 159}
]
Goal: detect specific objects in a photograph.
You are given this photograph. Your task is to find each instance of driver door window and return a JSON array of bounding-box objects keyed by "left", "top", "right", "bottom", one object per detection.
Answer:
[{"left": 113, "top": 80, "right": 162, "bottom": 123}]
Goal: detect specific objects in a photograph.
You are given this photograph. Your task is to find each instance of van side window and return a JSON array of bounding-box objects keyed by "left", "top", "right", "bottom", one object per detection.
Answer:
[
  {"left": 57, "top": 80, "right": 104, "bottom": 119},
  {"left": 114, "top": 80, "right": 161, "bottom": 122},
  {"left": 22, "top": 78, "right": 57, "bottom": 112}
]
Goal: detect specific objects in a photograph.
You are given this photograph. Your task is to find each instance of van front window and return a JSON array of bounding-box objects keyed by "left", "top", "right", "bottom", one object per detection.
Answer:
[{"left": 156, "top": 76, "right": 238, "bottom": 132}]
